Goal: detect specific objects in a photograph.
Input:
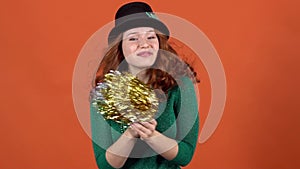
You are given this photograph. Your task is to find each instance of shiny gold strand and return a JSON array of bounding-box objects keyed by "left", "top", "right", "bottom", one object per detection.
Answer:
[{"left": 92, "top": 70, "right": 159, "bottom": 126}]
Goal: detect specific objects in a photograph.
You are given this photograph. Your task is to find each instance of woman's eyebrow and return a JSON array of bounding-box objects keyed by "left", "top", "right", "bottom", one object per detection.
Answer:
[{"left": 125, "top": 32, "right": 138, "bottom": 37}]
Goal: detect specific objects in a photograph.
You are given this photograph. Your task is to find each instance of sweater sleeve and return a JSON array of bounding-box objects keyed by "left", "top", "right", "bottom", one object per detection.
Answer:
[
  {"left": 90, "top": 103, "right": 117, "bottom": 169},
  {"left": 169, "top": 77, "right": 199, "bottom": 166}
]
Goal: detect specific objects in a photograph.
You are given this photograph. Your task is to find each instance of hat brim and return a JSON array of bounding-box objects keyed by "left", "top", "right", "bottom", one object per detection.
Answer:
[{"left": 108, "top": 17, "right": 169, "bottom": 44}]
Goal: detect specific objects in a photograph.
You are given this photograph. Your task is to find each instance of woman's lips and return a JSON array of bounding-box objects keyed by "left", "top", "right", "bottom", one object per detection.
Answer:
[{"left": 137, "top": 51, "right": 153, "bottom": 57}]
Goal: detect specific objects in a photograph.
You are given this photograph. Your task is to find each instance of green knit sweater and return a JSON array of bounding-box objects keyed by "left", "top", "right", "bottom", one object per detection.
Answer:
[{"left": 91, "top": 77, "right": 199, "bottom": 169}]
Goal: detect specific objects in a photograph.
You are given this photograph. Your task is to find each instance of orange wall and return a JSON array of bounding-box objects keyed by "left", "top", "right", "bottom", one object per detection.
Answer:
[{"left": 1, "top": 0, "right": 299, "bottom": 169}]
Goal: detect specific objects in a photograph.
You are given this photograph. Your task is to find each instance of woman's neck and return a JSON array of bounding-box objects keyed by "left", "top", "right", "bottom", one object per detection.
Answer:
[
  {"left": 128, "top": 66, "right": 149, "bottom": 83},
  {"left": 128, "top": 66, "right": 141, "bottom": 76}
]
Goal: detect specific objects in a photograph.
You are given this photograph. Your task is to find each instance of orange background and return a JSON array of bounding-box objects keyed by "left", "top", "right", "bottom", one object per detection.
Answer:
[{"left": 1, "top": 0, "right": 299, "bottom": 169}]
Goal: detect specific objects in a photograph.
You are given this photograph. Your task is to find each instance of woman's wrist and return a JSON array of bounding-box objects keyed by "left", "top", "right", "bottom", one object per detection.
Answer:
[
  {"left": 142, "top": 131, "right": 178, "bottom": 159},
  {"left": 141, "top": 130, "right": 161, "bottom": 142}
]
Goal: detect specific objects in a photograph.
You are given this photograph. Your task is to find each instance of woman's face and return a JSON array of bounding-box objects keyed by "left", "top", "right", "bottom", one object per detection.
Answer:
[{"left": 122, "top": 27, "right": 159, "bottom": 75}]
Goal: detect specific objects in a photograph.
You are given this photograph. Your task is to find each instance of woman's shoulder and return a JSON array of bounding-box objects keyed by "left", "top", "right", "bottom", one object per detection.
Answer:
[{"left": 168, "top": 76, "right": 195, "bottom": 92}]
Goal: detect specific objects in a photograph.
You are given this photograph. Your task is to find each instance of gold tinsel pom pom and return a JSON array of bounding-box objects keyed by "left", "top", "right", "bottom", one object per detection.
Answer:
[{"left": 92, "top": 70, "right": 159, "bottom": 125}]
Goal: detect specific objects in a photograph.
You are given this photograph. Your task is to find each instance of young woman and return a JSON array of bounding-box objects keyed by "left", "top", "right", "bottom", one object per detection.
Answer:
[{"left": 91, "top": 2, "right": 199, "bottom": 169}]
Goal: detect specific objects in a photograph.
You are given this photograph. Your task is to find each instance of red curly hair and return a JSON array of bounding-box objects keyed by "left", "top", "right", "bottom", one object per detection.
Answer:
[{"left": 94, "top": 30, "right": 198, "bottom": 92}]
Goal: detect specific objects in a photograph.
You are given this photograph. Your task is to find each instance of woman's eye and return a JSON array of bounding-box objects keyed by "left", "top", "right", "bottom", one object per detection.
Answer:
[
  {"left": 129, "top": 37, "right": 138, "bottom": 41},
  {"left": 148, "top": 36, "right": 156, "bottom": 39}
]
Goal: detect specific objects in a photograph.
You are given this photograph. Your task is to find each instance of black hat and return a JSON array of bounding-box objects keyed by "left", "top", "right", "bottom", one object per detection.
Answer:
[{"left": 108, "top": 2, "right": 170, "bottom": 44}]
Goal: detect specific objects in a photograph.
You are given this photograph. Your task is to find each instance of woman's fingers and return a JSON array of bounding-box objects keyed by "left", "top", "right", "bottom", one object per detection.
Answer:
[
  {"left": 139, "top": 119, "right": 157, "bottom": 130},
  {"left": 132, "top": 123, "right": 152, "bottom": 134},
  {"left": 140, "top": 122, "right": 155, "bottom": 131},
  {"left": 125, "top": 126, "right": 139, "bottom": 138},
  {"left": 148, "top": 119, "right": 157, "bottom": 126},
  {"left": 131, "top": 122, "right": 155, "bottom": 138}
]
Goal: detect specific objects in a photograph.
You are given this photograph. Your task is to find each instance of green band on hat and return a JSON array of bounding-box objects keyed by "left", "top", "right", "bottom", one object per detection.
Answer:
[{"left": 146, "top": 12, "right": 159, "bottom": 20}]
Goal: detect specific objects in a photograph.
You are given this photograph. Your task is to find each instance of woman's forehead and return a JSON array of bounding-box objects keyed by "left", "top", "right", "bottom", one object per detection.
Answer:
[{"left": 123, "top": 27, "right": 155, "bottom": 36}]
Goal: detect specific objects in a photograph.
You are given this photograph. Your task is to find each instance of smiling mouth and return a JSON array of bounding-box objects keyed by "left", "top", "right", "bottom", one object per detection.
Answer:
[{"left": 137, "top": 51, "right": 153, "bottom": 57}]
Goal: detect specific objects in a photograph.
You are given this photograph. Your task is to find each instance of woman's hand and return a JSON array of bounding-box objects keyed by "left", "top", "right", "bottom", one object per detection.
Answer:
[
  {"left": 130, "top": 119, "right": 158, "bottom": 140},
  {"left": 123, "top": 126, "right": 139, "bottom": 139}
]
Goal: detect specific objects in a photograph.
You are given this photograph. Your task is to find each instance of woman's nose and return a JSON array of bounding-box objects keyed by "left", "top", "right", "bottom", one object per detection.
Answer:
[{"left": 138, "top": 37, "right": 150, "bottom": 48}]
